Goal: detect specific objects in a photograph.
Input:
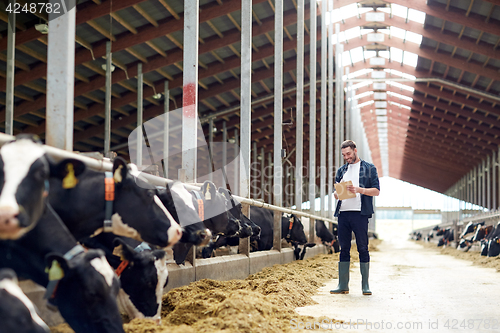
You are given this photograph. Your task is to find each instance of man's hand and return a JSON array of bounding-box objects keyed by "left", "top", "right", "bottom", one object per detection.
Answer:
[
  {"left": 334, "top": 191, "right": 339, "bottom": 200},
  {"left": 347, "top": 185, "right": 365, "bottom": 194}
]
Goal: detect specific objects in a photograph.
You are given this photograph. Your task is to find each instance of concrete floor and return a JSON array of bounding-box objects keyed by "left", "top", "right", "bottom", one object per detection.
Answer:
[{"left": 296, "top": 238, "right": 500, "bottom": 333}]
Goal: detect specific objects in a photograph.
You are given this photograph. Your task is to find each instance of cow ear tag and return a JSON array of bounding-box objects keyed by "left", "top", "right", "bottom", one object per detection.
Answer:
[
  {"left": 62, "top": 164, "right": 78, "bottom": 189},
  {"left": 204, "top": 183, "right": 212, "bottom": 200},
  {"left": 114, "top": 165, "right": 123, "bottom": 183},
  {"left": 47, "top": 260, "right": 64, "bottom": 281},
  {"left": 113, "top": 244, "right": 127, "bottom": 261}
]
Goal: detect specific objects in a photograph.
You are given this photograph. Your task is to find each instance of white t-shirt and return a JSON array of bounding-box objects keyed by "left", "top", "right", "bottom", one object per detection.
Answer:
[{"left": 339, "top": 161, "right": 361, "bottom": 211}]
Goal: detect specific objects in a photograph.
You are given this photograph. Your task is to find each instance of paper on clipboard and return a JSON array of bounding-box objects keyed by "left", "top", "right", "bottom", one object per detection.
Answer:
[{"left": 334, "top": 181, "right": 356, "bottom": 200}]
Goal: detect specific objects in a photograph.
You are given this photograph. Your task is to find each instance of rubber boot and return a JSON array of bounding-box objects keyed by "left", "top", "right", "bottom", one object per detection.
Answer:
[
  {"left": 330, "top": 262, "right": 349, "bottom": 294},
  {"left": 360, "top": 262, "right": 372, "bottom": 295}
]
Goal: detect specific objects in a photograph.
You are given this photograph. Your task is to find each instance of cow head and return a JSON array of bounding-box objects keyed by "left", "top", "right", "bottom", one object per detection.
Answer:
[
  {"left": 45, "top": 249, "right": 124, "bottom": 333},
  {"left": 281, "top": 214, "right": 308, "bottom": 245},
  {"left": 0, "top": 136, "right": 70, "bottom": 240},
  {"left": 0, "top": 268, "right": 50, "bottom": 333},
  {"left": 111, "top": 158, "right": 182, "bottom": 247},
  {"left": 488, "top": 237, "right": 500, "bottom": 257},
  {"left": 218, "top": 188, "right": 252, "bottom": 238},
  {"left": 112, "top": 238, "right": 168, "bottom": 324},
  {"left": 195, "top": 181, "right": 240, "bottom": 236},
  {"left": 157, "top": 182, "right": 211, "bottom": 246}
]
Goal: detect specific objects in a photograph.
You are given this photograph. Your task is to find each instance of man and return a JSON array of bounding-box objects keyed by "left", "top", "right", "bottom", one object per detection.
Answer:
[{"left": 330, "top": 140, "right": 380, "bottom": 296}]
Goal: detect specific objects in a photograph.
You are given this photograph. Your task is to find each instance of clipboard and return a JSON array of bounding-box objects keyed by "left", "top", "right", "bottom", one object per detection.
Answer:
[{"left": 334, "top": 181, "right": 356, "bottom": 200}]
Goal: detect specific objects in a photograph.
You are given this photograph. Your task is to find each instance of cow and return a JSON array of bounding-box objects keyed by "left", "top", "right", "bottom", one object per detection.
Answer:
[
  {"left": 0, "top": 204, "right": 125, "bottom": 333},
  {"left": 0, "top": 136, "right": 54, "bottom": 240},
  {"left": 48, "top": 157, "right": 182, "bottom": 248},
  {"left": 437, "top": 228, "right": 454, "bottom": 247},
  {"left": 460, "top": 221, "right": 485, "bottom": 239},
  {"left": 172, "top": 181, "right": 242, "bottom": 264},
  {"left": 200, "top": 189, "right": 262, "bottom": 259},
  {"left": 0, "top": 268, "right": 49, "bottom": 333},
  {"left": 485, "top": 222, "right": 500, "bottom": 257},
  {"left": 81, "top": 234, "right": 168, "bottom": 324},
  {"left": 316, "top": 220, "right": 339, "bottom": 254},
  {"left": 155, "top": 181, "right": 211, "bottom": 246},
  {"left": 200, "top": 214, "right": 262, "bottom": 259},
  {"left": 250, "top": 207, "right": 312, "bottom": 259}
]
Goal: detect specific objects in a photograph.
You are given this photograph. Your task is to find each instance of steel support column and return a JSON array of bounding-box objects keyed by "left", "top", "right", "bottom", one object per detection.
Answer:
[
  {"left": 104, "top": 41, "right": 112, "bottom": 156},
  {"left": 261, "top": 147, "right": 265, "bottom": 200},
  {"left": 320, "top": 0, "right": 327, "bottom": 218},
  {"left": 209, "top": 118, "right": 214, "bottom": 182},
  {"left": 234, "top": 129, "right": 239, "bottom": 195},
  {"left": 328, "top": 18, "right": 335, "bottom": 220},
  {"left": 46, "top": 0, "right": 76, "bottom": 150},
  {"left": 273, "top": 0, "right": 284, "bottom": 252},
  {"left": 493, "top": 150, "right": 497, "bottom": 210},
  {"left": 239, "top": 0, "right": 252, "bottom": 257},
  {"left": 163, "top": 82, "right": 170, "bottom": 178},
  {"left": 295, "top": 0, "right": 304, "bottom": 213},
  {"left": 309, "top": 0, "right": 317, "bottom": 242},
  {"left": 253, "top": 142, "right": 258, "bottom": 199},
  {"left": 487, "top": 155, "right": 491, "bottom": 210},
  {"left": 223, "top": 121, "right": 227, "bottom": 187},
  {"left": 137, "top": 63, "right": 143, "bottom": 166},
  {"left": 5, "top": 1, "right": 15, "bottom": 136},
  {"left": 182, "top": 0, "right": 200, "bottom": 182}
]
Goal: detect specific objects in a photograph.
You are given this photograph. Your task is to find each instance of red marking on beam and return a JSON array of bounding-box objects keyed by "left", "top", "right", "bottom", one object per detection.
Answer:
[{"left": 183, "top": 83, "right": 197, "bottom": 118}]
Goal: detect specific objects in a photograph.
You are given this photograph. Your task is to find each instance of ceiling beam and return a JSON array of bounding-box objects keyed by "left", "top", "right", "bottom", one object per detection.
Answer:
[{"left": 385, "top": 0, "right": 500, "bottom": 36}]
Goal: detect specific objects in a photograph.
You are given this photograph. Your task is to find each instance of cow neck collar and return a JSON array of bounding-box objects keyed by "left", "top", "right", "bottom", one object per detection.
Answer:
[
  {"left": 115, "top": 242, "right": 152, "bottom": 277},
  {"left": 285, "top": 216, "right": 294, "bottom": 240},
  {"left": 192, "top": 191, "right": 205, "bottom": 222},
  {"left": 44, "top": 245, "right": 86, "bottom": 300},
  {"left": 103, "top": 172, "right": 115, "bottom": 232}
]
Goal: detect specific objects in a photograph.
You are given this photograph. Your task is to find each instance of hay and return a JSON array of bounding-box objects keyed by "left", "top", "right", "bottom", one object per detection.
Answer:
[{"left": 52, "top": 240, "right": 381, "bottom": 333}]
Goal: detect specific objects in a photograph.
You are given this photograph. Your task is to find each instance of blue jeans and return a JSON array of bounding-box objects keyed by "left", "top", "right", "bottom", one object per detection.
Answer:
[{"left": 338, "top": 211, "right": 370, "bottom": 263}]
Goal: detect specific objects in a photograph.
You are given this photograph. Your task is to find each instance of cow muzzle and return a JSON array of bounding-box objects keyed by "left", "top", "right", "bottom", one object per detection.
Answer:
[
  {"left": 0, "top": 206, "right": 22, "bottom": 239},
  {"left": 198, "top": 228, "right": 212, "bottom": 246},
  {"left": 166, "top": 222, "right": 183, "bottom": 247}
]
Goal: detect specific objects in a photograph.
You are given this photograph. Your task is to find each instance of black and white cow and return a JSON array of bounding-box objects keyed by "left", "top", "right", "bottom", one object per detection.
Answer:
[
  {"left": 172, "top": 181, "right": 241, "bottom": 264},
  {"left": 156, "top": 181, "right": 211, "bottom": 246},
  {"left": 486, "top": 222, "right": 500, "bottom": 257},
  {"left": 81, "top": 234, "right": 168, "bottom": 323},
  {"left": 437, "top": 228, "right": 454, "bottom": 247},
  {"left": 0, "top": 268, "right": 49, "bottom": 333},
  {"left": 0, "top": 204, "right": 124, "bottom": 332},
  {"left": 250, "top": 207, "right": 311, "bottom": 259},
  {"left": 0, "top": 136, "right": 53, "bottom": 240},
  {"left": 200, "top": 188, "right": 262, "bottom": 258},
  {"left": 49, "top": 157, "right": 182, "bottom": 248},
  {"left": 316, "top": 220, "right": 340, "bottom": 254}
]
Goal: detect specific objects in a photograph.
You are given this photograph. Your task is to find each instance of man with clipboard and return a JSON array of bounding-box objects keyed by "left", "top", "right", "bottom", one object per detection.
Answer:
[{"left": 330, "top": 140, "right": 380, "bottom": 296}]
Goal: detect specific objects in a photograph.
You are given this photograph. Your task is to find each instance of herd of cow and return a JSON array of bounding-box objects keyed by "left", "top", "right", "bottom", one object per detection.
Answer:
[
  {"left": 0, "top": 136, "right": 339, "bottom": 333},
  {"left": 411, "top": 220, "right": 500, "bottom": 258}
]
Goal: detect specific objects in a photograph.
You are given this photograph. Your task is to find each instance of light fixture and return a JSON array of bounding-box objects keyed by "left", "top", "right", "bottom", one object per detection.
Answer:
[
  {"left": 212, "top": 127, "right": 217, "bottom": 133},
  {"left": 101, "top": 63, "right": 116, "bottom": 72},
  {"left": 152, "top": 93, "right": 162, "bottom": 100},
  {"left": 228, "top": 138, "right": 236, "bottom": 144},
  {"left": 35, "top": 23, "right": 49, "bottom": 34}
]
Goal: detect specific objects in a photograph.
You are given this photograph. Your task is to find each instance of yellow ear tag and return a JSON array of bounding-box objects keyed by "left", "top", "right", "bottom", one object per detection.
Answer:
[
  {"left": 205, "top": 183, "right": 212, "bottom": 200},
  {"left": 113, "top": 165, "right": 123, "bottom": 183},
  {"left": 47, "top": 260, "right": 64, "bottom": 281},
  {"left": 113, "top": 244, "right": 127, "bottom": 261},
  {"left": 62, "top": 164, "right": 78, "bottom": 189}
]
